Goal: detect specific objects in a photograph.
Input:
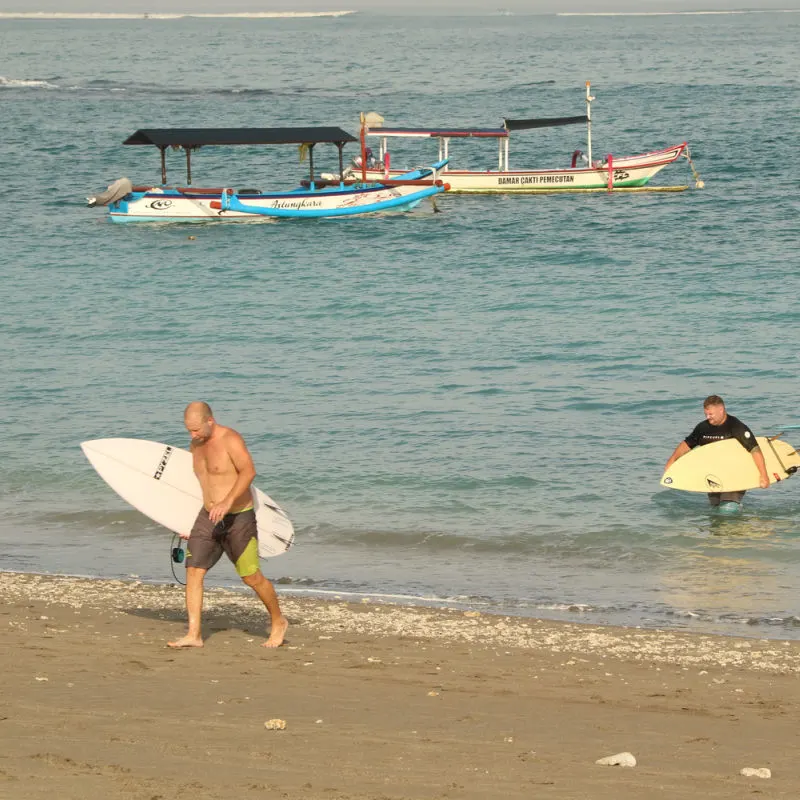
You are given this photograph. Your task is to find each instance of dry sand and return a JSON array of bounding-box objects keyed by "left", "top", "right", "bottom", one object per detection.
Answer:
[{"left": 1, "top": 571, "right": 799, "bottom": 799}]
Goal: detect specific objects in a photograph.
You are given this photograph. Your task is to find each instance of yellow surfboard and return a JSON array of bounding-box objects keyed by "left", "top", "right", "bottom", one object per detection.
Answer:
[{"left": 660, "top": 436, "right": 800, "bottom": 493}]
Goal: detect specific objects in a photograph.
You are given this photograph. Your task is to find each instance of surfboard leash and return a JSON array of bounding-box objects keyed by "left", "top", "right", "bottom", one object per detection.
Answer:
[
  {"left": 763, "top": 438, "right": 798, "bottom": 480},
  {"left": 170, "top": 534, "right": 187, "bottom": 586}
]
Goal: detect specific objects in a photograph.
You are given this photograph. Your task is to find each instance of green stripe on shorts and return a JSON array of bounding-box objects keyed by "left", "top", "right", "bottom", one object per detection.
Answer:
[{"left": 235, "top": 537, "right": 260, "bottom": 577}]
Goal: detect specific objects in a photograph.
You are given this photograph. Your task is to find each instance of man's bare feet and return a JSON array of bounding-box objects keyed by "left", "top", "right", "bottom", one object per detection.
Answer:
[
  {"left": 167, "top": 635, "right": 203, "bottom": 649},
  {"left": 262, "top": 616, "right": 288, "bottom": 648}
]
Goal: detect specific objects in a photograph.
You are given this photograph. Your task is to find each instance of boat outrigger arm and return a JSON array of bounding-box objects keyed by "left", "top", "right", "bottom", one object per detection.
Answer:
[{"left": 122, "top": 126, "right": 359, "bottom": 187}]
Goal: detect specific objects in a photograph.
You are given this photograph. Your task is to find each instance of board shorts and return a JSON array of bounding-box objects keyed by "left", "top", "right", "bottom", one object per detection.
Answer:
[
  {"left": 707, "top": 491, "right": 746, "bottom": 507},
  {"left": 186, "top": 507, "right": 259, "bottom": 577}
]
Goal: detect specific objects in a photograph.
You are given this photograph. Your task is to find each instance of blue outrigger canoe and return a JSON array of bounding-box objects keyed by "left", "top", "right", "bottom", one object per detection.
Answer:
[{"left": 87, "top": 126, "right": 449, "bottom": 222}]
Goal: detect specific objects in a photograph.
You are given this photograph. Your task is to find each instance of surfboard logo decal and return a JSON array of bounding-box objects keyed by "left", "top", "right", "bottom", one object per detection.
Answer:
[
  {"left": 663, "top": 477, "right": 673, "bottom": 485},
  {"left": 705, "top": 475, "right": 722, "bottom": 490},
  {"left": 154, "top": 446, "right": 173, "bottom": 480}
]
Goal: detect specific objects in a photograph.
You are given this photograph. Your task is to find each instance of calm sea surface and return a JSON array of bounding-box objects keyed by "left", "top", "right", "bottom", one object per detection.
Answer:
[{"left": 2, "top": 10, "right": 799, "bottom": 638}]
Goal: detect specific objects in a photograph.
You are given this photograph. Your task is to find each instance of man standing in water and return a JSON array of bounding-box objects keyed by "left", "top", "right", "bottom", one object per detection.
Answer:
[
  {"left": 664, "top": 395, "right": 769, "bottom": 508},
  {"left": 168, "top": 402, "right": 288, "bottom": 649}
]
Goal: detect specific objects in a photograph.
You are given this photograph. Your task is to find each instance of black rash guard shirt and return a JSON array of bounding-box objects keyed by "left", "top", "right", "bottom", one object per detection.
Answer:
[{"left": 685, "top": 414, "right": 758, "bottom": 452}]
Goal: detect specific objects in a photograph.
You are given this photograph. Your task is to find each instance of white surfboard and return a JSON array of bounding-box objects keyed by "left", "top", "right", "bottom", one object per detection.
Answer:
[
  {"left": 81, "top": 438, "right": 294, "bottom": 557},
  {"left": 660, "top": 436, "right": 800, "bottom": 493}
]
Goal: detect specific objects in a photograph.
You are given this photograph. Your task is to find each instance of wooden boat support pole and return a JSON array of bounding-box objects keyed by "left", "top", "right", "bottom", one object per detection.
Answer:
[
  {"left": 607, "top": 154, "right": 613, "bottom": 192},
  {"left": 308, "top": 143, "right": 315, "bottom": 187},
  {"left": 185, "top": 146, "right": 192, "bottom": 186},
  {"left": 337, "top": 142, "right": 345, "bottom": 184},
  {"left": 359, "top": 112, "right": 367, "bottom": 183},
  {"left": 585, "top": 81, "right": 594, "bottom": 166},
  {"left": 159, "top": 146, "right": 167, "bottom": 185}
]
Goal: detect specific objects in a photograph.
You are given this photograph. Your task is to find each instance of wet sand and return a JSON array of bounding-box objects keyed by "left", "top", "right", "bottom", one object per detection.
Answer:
[{"left": 1, "top": 571, "right": 799, "bottom": 799}]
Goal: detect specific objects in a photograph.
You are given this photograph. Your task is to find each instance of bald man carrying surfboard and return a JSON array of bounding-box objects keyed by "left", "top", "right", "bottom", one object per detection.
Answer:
[{"left": 168, "top": 401, "right": 288, "bottom": 649}]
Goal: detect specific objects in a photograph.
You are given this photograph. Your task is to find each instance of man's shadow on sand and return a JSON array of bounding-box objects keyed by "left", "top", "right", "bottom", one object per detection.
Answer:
[{"left": 124, "top": 598, "right": 296, "bottom": 645}]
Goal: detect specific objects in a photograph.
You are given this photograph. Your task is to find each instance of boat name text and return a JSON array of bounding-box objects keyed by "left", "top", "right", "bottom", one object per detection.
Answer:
[
  {"left": 498, "top": 175, "right": 576, "bottom": 186},
  {"left": 270, "top": 199, "right": 324, "bottom": 209}
]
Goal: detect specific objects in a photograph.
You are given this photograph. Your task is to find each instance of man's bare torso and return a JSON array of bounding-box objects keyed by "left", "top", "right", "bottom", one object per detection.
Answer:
[{"left": 191, "top": 426, "right": 252, "bottom": 512}]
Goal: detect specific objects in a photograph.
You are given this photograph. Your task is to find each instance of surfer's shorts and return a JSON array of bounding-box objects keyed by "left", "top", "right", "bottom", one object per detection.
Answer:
[
  {"left": 186, "top": 508, "right": 260, "bottom": 578},
  {"left": 707, "top": 491, "right": 746, "bottom": 507}
]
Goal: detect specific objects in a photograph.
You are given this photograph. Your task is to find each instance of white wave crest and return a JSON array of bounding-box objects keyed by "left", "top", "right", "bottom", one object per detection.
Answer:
[
  {"left": 0, "top": 11, "right": 356, "bottom": 20},
  {"left": 558, "top": 9, "right": 799, "bottom": 16},
  {"left": 0, "top": 75, "right": 58, "bottom": 89}
]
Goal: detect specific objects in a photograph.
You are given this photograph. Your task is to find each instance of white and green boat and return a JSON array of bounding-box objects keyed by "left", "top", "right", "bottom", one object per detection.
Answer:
[{"left": 351, "top": 82, "right": 698, "bottom": 195}]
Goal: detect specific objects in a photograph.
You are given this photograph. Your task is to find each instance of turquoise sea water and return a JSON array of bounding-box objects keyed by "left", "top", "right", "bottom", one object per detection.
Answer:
[{"left": 2, "top": 11, "right": 799, "bottom": 637}]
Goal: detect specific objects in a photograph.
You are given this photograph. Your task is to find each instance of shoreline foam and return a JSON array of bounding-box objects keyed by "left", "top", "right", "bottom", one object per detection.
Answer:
[{"left": 3, "top": 571, "right": 799, "bottom": 672}]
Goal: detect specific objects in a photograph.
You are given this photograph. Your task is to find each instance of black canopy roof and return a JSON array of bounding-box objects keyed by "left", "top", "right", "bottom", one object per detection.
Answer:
[
  {"left": 503, "top": 115, "right": 589, "bottom": 132},
  {"left": 123, "top": 127, "right": 359, "bottom": 147}
]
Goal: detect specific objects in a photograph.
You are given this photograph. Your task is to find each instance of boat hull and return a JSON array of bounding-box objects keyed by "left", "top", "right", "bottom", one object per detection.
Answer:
[
  {"left": 107, "top": 182, "right": 443, "bottom": 222},
  {"left": 354, "top": 144, "right": 687, "bottom": 194}
]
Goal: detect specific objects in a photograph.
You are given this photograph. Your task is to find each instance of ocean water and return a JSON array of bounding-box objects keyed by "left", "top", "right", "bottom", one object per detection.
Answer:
[{"left": 2, "top": 10, "right": 799, "bottom": 638}]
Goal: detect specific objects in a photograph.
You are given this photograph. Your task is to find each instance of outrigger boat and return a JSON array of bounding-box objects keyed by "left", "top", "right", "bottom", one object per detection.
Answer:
[
  {"left": 87, "top": 127, "right": 448, "bottom": 222},
  {"left": 350, "top": 83, "right": 702, "bottom": 194}
]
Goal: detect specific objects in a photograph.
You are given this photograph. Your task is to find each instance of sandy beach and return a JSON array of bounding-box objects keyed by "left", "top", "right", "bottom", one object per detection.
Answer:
[{"left": 1, "top": 571, "right": 799, "bottom": 800}]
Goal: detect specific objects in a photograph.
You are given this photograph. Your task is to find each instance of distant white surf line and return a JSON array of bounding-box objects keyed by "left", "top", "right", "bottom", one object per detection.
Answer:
[
  {"left": 558, "top": 9, "right": 799, "bottom": 15},
  {"left": 0, "top": 76, "right": 58, "bottom": 88},
  {"left": 0, "top": 11, "right": 356, "bottom": 20}
]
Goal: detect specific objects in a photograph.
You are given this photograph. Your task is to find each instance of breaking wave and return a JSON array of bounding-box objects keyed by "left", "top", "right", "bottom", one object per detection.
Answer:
[
  {"left": 0, "top": 75, "right": 346, "bottom": 97},
  {"left": 0, "top": 11, "right": 356, "bottom": 20},
  {"left": 0, "top": 75, "right": 58, "bottom": 89},
  {"left": 558, "top": 9, "right": 799, "bottom": 16}
]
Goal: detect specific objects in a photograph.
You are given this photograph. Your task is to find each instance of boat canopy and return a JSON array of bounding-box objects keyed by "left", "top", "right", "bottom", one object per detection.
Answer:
[
  {"left": 362, "top": 85, "right": 598, "bottom": 174},
  {"left": 365, "top": 127, "right": 508, "bottom": 139},
  {"left": 122, "top": 127, "right": 359, "bottom": 186},
  {"left": 366, "top": 118, "right": 591, "bottom": 139},
  {"left": 123, "top": 127, "right": 359, "bottom": 147},
  {"left": 503, "top": 115, "right": 589, "bottom": 131}
]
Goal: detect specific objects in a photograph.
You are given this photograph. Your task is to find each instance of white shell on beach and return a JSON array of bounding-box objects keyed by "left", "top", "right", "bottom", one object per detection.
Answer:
[
  {"left": 740, "top": 767, "right": 771, "bottom": 779},
  {"left": 264, "top": 719, "right": 287, "bottom": 730},
  {"left": 596, "top": 752, "right": 636, "bottom": 767}
]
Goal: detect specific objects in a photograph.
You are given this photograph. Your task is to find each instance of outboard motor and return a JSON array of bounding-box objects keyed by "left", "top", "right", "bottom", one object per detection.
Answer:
[
  {"left": 349, "top": 147, "right": 380, "bottom": 171},
  {"left": 87, "top": 177, "right": 133, "bottom": 207}
]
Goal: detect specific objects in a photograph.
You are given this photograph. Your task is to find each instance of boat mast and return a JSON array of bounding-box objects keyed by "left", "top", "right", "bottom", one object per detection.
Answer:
[
  {"left": 336, "top": 142, "right": 345, "bottom": 185},
  {"left": 359, "top": 113, "right": 367, "bottom": 183},
  {"left": 585, "top": 81, "right": 594, "bottom": 166}
]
